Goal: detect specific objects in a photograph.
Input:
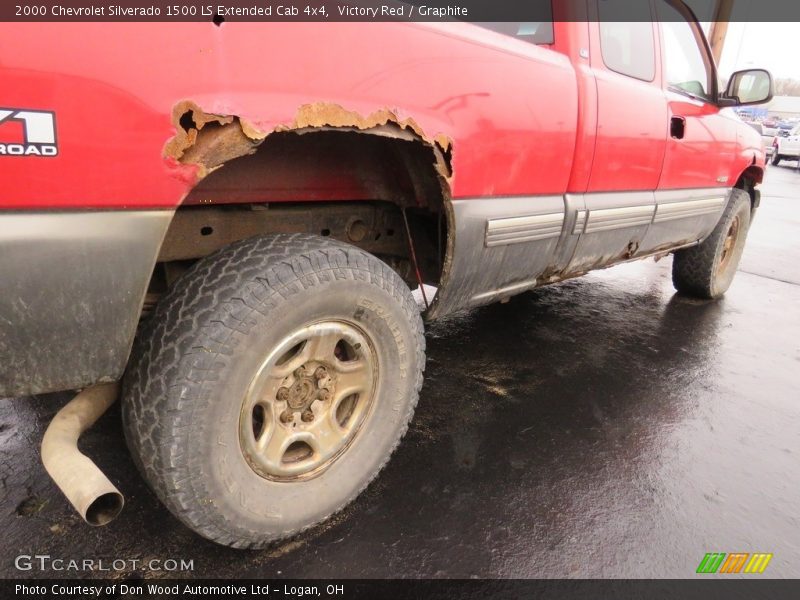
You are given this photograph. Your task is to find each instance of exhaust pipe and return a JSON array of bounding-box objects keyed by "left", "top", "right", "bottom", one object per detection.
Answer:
[{"left": 41, "top": 382, "right": 124, "bottom": 526}]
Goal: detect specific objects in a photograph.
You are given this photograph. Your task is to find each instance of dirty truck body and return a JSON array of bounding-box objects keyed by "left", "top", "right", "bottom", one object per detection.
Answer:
[{"left": 0, "top": 4, "right": 770, "bottom": 547}]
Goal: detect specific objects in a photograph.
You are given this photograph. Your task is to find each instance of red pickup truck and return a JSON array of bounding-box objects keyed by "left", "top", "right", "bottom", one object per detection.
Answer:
[{"left": 0, "top": 2, "right": 772, "bottom": 548}]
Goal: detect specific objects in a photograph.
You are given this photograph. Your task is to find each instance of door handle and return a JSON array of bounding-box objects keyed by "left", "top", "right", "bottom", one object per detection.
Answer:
[{"left": 670, "top": 117, "right": 686, "bottom": 139}]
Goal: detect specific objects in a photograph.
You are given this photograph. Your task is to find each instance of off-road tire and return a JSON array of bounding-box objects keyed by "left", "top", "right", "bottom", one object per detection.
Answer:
[
  {"left": 672, "top": 189, "right": 751, "bottom": 299},
  {"left": 122, "top": 234, "right": 425, "bottom": 548}
]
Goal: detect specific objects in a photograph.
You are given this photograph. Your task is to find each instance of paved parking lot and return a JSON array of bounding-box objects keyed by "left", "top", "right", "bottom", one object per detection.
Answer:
[{"left": 2, "top": 164, "right": 799, "bottom": 579}]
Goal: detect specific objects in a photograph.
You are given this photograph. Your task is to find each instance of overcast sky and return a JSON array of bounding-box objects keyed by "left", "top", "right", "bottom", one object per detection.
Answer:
[
  {"left": 716, "top": 22, "right": 800, "bottom": 80},
  {"left": 686, "top": 0, "right": 800, "bottom": 79}
]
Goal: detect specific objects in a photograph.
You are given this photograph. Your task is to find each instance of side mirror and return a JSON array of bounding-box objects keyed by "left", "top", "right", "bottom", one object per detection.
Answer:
[{"left": 721, "top": 69, "right": 774, "bottom": 107}]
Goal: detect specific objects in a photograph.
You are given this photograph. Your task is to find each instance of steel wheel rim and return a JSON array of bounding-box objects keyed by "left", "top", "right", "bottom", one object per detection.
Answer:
[
  {"left": 239, "top": 320, "right": 378, "bottom": 482},
  {"left": 717, "top": 215, "right": 741, "bottom": 275}
]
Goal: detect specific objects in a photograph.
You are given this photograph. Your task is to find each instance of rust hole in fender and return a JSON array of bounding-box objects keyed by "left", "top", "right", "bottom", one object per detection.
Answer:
[
  {"left": 161, "top": 100, "right": 458, "bottom": 320},
  {"left": 163, "top": 100, "right": 454, "bottom": 186}
]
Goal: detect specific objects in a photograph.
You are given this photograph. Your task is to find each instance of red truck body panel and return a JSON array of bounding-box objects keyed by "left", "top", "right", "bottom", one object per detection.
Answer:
[
  {"left": 0, "top": 14, "right": 768, "bottom": 396},
  {"left": 0, "top": 20, "right": 763, "bottom": 210},
  {"left": 0, "top": 22, "right": 580, "bottom": 209}
]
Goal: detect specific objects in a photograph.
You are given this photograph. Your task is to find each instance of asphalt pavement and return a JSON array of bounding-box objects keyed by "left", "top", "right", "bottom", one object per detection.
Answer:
[{"left": 2, "top": 164, "right": 798, "bottom": 579}]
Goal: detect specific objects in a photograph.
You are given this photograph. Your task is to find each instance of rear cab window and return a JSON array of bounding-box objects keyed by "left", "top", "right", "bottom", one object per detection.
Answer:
[
  {"left": 597, "top": 0, "right": 656, "bottom": 81},
  {"left": 475, "top": 2, "right": 554, "bottom": 46},
  {"left": 477, "top": 21, "right": 555, "bottom": 46}
]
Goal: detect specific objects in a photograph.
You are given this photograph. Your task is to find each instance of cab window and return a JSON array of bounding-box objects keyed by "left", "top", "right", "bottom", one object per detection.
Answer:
[
  {"left": 657, "top": 0, "right": 714, "bottom": 101},
  {"left": 477, "top": 20, "right": 554, "bottom": 45},
  {"left": 597, "top": 0, "right": 656, "bottom": 81}
]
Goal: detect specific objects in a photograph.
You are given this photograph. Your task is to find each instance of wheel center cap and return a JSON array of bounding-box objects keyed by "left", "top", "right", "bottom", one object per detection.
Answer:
[{"left": 287, "top": 378, "right": 316, "bottom": 410}]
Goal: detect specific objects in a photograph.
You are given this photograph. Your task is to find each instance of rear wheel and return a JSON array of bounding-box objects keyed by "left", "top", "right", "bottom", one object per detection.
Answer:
[
  {"left": 672, "top": 189, "right": 751, "bottom": 299},
  {"left": 122, "top": 234, "right": 425, "bottom": 548}
]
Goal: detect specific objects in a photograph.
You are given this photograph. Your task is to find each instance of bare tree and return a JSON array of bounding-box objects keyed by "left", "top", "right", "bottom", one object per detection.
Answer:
[{"left": 774, "top": 79, "right": 800, "bottom": 97}]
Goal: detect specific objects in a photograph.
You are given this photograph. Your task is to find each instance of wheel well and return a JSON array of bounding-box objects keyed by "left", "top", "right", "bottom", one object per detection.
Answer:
[
  {"left": 734, "top": 166, "right": 762, "bottom": 210},
  {"left": 151, "top": 127, "right": 450, "bottom": 307}
]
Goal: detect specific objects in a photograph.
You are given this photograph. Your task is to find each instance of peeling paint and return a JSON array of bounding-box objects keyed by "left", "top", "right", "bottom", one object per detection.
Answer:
[
  {"left": 163, "top": 100, "right": 454, "bottom": 184},
  {"left": 163, "top": 101, "right": 264, "bottom": 179}
]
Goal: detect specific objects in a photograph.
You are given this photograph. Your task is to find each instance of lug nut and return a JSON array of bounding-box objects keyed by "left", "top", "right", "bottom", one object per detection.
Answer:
[
  {"left": 301, "top": 410, "right": 314, "bottom": 422},
  {"left": 280, "top": 410, "right": 294, "bottom": 424},
  {"left": 294, "top": 367, "right": 306, "bottom": 378},
  {"left": 314, "top": 366, "right": 327, "bottom": 380},
  {"left": 276, "top": 387, "right": 290, "bottom": 401},
  {"left": 318, "top": 389, "right": 332, "bottom": 402}
]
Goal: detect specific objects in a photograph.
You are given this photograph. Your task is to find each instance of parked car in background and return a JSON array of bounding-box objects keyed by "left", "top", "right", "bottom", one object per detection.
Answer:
[
  {"left": 763, "top": 123, "right": 779, "bottom": 137},
  {"left": 747, "top": 122, "right": 775, "bottom": 158},
  {"left": 763, "top": 123, "right": 778, "bottom": 153},
  {"left": 772, "top": 123, "right": 800, "bottom": 165}
]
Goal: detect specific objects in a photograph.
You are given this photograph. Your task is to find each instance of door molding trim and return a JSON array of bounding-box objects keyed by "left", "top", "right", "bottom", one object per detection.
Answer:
[
  {"left": 427, "top": 188, "right": 731, "bottom": 320},
  {"left": 485, "top": 211, "right": 564, "bottom": 247}
]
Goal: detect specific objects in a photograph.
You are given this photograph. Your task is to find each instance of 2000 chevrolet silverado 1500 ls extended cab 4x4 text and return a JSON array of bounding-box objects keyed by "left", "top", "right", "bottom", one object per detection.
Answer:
[{"left": 0, "top": 2, "right": 772, "bottom": 547}]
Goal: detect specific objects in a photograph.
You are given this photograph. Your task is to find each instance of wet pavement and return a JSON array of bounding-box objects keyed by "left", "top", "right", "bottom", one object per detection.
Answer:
[{"left": 2, "top": 165, "right": 799, "bottom": 579}]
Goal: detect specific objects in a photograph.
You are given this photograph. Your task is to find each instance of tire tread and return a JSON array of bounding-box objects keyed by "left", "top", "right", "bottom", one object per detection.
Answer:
[
  {"left": 122, "top": 234, "right": 425, "bottom": 548},
  {"left": 672, "top": 189, "right": 751, "bottom": 299}
]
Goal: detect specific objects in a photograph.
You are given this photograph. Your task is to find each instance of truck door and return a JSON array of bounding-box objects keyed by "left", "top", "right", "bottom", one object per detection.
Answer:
[
  {"left": 643, "top": 0, "right": 736, "bottom": 252},
  {"left": 566, "top": 0, "right": 668, "bottom": 273}
]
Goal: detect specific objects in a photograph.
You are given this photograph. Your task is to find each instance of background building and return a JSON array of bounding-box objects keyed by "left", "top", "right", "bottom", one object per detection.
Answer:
[{"left": 763, "top": 96, "right": 800, "bottom": 120}]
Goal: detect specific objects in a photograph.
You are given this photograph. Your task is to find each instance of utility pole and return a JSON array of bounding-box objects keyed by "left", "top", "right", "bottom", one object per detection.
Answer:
[{"left": 708, "top": 0, "right": 735, "bottom": 65}]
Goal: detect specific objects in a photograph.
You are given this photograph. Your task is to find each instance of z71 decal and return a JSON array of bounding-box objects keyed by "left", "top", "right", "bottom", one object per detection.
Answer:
[{"left": 0, "top": 108, "right": 58, "bottom": 157}]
